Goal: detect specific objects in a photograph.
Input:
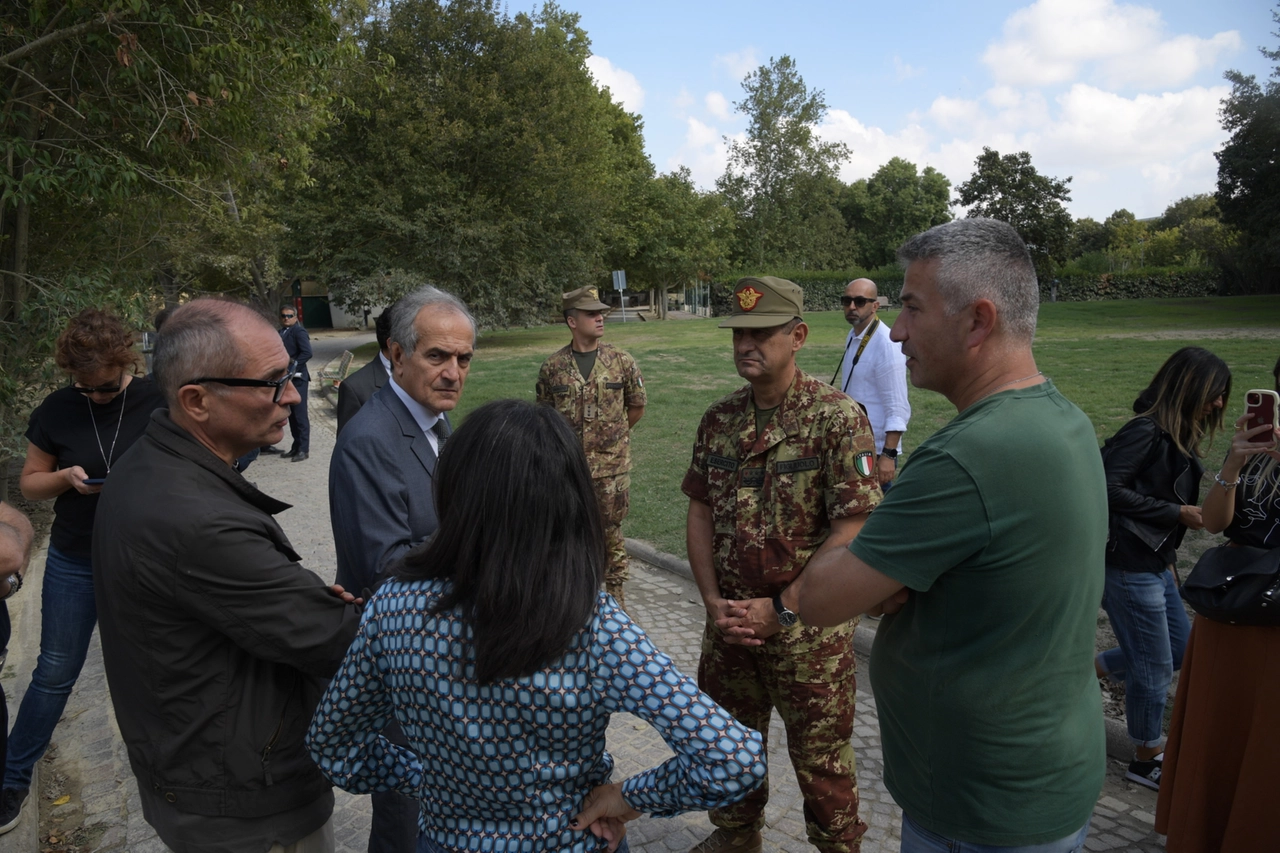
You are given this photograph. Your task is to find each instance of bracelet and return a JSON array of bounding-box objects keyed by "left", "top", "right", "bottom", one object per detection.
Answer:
[{"left": 1214, "top": 472, "right": 1241, "bottom": 489}]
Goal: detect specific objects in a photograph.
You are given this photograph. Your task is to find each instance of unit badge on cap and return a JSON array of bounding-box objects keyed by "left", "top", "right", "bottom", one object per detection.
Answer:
[
  {"left": 736, "top": 286, "right": 763, "bottom": 311},
  {"left": 588, "top": 288, "right": 598, "bottom": 300},
  {"left": 854, "top": 451, "right": 875, "bottom": 478}
]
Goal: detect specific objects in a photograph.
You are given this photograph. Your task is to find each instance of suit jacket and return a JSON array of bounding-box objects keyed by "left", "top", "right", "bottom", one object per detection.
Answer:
[
  {"left": 280, "top": 324, "right": 313, "bottom": 381},
  {"left": 335, "top": 356, "right": 389, "bottom": 434},
  {"left": 329, "top": 383, "right": 450, "bottom": 591}
]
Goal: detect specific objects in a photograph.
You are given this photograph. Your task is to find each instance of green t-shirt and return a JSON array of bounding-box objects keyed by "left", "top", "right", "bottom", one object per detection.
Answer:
[{"left": 850, "top": 381, "right": 1106, "bottom": 845}]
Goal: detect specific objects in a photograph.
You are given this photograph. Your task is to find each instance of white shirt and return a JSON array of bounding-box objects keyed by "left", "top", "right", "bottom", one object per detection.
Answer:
[
  {"left": 378, "top": 351, "right": 392, "bottom": 374},
  {"left": 388, "top": 376, "right": 444, "bottom": 455},
  {"left": 839, "top": 319, "right": 911, "bottom": 454}
]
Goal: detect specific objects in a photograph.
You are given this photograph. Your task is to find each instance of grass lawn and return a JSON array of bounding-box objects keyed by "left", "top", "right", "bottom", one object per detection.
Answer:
[{"left": 427, "top": 295, "right": 1280, "bottom": 557}]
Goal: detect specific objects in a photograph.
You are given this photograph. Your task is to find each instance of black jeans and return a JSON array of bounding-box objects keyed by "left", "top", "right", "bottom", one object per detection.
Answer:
[{"left": 288, "top": 379, "right": 310, "bottom": 454}]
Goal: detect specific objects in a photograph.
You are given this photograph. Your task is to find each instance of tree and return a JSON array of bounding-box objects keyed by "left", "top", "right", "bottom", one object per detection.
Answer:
[
  {"left": 1157, "top": 194, "right": 1220, "bottom": 231},
  {"left": 716, "top": 55, "right": 851, "bottom": 269},
  {"left": 282, "top": 0, "right": 651, "bottom": 327},
  {"left": 840, "top": 157, "right": 952, "bottom": 268},
  {"left": 627, "top": 168, "right": 733, "bottom": 317},
  {"left": 1214, "top": 2, "right": 1280, "bottom": 290},
  {"left": 0, "top": 0, "right": 357, "bottom": 490},
  {"left": 954, "top": 148, "right": 1073, "bottom": 279},
  {"left": 1068, "top": 217, "right": 1108, "bottom": 258}
]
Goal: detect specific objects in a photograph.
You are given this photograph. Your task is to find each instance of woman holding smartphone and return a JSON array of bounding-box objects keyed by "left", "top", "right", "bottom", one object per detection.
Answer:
[
  {"left": 1156, "top": 355, "right": 1280, "bottom": 852},
  {"left": 1094, "top": 346, "right": 1230, "bottom": 792},
  {"left": 0, "top": 309, "right": 163, "bottom": 834}
]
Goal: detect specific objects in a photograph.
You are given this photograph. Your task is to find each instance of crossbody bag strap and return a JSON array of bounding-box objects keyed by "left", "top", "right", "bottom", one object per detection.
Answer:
[{"left": 832, "top": 318, "right": 879, "bottom": 391}]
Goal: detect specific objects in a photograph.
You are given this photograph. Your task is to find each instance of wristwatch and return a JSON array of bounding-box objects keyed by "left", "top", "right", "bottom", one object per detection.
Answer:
[
  {"left": 772, "top": 593, "right": 799, "bottom": 628},
  {"left": 881, "top": 447, "right": 899, "bottom": 459}
]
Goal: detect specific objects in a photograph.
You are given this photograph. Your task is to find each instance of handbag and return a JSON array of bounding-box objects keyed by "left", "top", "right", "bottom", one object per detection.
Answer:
[{"left": 1180, "top": 543, "right": 1280, "bottom": 626}]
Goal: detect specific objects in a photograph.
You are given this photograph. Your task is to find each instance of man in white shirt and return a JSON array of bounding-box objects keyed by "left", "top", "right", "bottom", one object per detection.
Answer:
[
  {"left": 837, "top": 278, "right": 910, "bottom": 490},
  {"left": 328, "top": 285, "right": 476, "bottom": 853}
]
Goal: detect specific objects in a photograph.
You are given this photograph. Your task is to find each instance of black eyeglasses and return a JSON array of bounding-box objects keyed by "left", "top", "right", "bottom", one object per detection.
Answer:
[
  {"left": 72, "top": 374, "right": 124, "bottom": 395},
  {"left": 187, "top": 359, "right": 298, "bottom": 404},
  {"left": 280, "top": 313, "right": 296, "bottom": 319},
  {"left": 840, "top": 296, "right": 876, "bottom": 308}
]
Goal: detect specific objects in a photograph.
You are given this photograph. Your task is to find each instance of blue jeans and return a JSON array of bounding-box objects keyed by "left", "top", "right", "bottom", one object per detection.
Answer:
[
  {"left": 417, "top": 832, "right": 631, "bottom": 853},
  {"left": 1097, "top": 567, "right": 1189, "bottom": 748},
  {"left": 4, "top": 546, "right": 97, "bottom": 790},
  {"left": 901, "top": 814, "right": 1089, "bottom": 853}
]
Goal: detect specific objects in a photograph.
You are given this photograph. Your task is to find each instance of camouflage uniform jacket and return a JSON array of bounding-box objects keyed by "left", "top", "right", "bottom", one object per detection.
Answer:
[
  {"left": 682, "top": 369, "right": 881, "bottom": 618},
  {"left": 536, "top": 343, "right": 646, "bottom": 479}
]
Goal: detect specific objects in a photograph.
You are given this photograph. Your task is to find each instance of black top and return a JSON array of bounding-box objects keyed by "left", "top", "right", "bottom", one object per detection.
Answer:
[
  {"left": 1225, "top": 461, "right": 1280, "bottom": 548},
  {"left": 25, "top": 376, "right": 165, "bottom": 557}
]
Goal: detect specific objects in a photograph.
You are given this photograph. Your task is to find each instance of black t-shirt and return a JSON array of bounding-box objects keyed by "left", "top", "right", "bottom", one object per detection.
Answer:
[{"left": 25, "top": 376, "right": 165, "bottom": 557}]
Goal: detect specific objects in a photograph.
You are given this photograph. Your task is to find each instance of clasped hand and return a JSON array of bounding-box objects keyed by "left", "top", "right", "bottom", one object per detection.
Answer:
[{"left": 709, "top": 597, "right": 780, "bottom": 646}]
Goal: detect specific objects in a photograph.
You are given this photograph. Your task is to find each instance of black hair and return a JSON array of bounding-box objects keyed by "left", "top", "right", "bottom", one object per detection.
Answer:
[
  {"left": 375, "top": 309, "right": 394, "bottom": 352},
  {"left": 1133, "top": 346, "right": 1231, "bottom": 457},
  {"left": 397, "top": 399, "right": 606, "bottom": 683}
]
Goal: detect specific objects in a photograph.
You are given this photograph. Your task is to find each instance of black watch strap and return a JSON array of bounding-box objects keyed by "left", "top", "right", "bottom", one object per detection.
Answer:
[{"left": 881, "top": 447, "right": 899, "bottom": 458}]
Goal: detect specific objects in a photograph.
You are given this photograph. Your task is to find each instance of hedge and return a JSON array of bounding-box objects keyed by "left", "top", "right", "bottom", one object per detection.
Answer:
[{"left": 707, "top": 267, "right": 1221, "bottom": 316}]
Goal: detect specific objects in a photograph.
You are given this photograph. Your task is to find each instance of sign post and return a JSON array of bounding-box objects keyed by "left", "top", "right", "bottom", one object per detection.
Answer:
[{"left": 611, "top": 270, "right": 627, "bottom": 323}]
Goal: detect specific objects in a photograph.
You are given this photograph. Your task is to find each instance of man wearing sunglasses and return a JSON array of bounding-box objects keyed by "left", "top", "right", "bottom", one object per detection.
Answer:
[
  {"left": 92, "top": 299, "right": 361, "bottom": 853},
  {"left": 264, "top": 306, "right": 312, "bottom": 461},
  {"left": 837, "top": 279, "right": 910, "bottom": 491}
]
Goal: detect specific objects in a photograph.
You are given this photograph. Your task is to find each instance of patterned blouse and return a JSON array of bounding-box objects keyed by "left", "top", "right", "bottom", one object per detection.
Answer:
[{"left": 307, "top": 580, "right": 766, "bottom": 852}]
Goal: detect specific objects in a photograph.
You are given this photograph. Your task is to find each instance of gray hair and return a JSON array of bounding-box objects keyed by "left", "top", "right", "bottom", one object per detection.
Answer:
[
  {"left": 152, "top": 299, "right": 272, "bottom": 405},
  {"left": 897, "top": 218, "right": 1039, "bottom": 342},
  {"left": 389, "top": 285, "right": 477, "bottom": 353}
]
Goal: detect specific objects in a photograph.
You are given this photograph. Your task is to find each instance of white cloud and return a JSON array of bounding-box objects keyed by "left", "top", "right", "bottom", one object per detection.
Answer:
[
  {"left": 705, "top": 91, "right": 732, "bottom": 120},
  {"left": 715, "top": 48, "right": 759, "bottom": 82},
  {"left": 893, "top": 56, "right": 924, "bottom": 81},
  {"left": 585, "top": 55, "right": 645, "bottom": 112},
  {"left": 983, "top": 0, "right": 1241, "bottom": 89},
  {"left": 668, "top": 118, "right": 736, "bottom": 188},
  {"left": 673, "top": 87, "right": 695, "bottom": 112}
]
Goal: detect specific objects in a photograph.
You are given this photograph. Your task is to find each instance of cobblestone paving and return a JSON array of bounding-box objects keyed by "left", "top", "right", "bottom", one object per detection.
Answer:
[{"left": 8, "top": 365, "right": 1170, "bottom": 853}]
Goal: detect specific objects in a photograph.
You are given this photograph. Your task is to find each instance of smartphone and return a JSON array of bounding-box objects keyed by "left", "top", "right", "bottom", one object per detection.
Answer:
[
  {"left": 1245, "top": 389, "right": 1280, "bottom": 446},
  {"left": 83, "top": 477, "right": 105, "bottom": 486}
]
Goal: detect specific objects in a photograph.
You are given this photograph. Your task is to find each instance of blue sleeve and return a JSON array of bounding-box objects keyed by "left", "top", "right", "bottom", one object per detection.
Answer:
[
  {"left": 589, "top": 597, "right": 765, "bottom": 816},
  {"left": 306, "top": 604, "right": 424, "bottom": 796}
]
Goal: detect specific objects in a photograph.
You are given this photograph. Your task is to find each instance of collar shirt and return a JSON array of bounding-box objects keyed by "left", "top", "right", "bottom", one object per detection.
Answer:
[
  {"left": 378, "top": 351, "right": 392, "bottom": 374},
  {"left": 840, "top": 321, "right": 911, "bottom": 454},
  {"left": 388, "top": 376, "right": 443, "bottom": 454}
]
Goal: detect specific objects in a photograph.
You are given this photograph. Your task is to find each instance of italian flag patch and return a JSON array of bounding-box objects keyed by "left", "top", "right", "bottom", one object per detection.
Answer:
[{"left": 854, "top": 451, "right": 874, "bottom": 478}]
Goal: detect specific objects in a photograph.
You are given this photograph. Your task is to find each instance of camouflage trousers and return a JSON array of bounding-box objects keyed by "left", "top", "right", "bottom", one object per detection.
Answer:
[
  {"left": 591, "top": 473, "right": 630, "bottom": 606},
  {"left": 697, "top": 621, "right": 867, "bottom": 853}
]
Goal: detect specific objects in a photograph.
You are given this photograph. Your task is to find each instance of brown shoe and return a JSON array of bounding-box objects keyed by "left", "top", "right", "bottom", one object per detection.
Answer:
[{"left": 689, "top": 828, "right": 762, "bottom": 853}]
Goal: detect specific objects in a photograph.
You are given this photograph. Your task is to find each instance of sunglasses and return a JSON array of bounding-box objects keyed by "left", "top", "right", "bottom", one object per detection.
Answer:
[
  {"left": 72, "top": 378, "right": 123, "bottom": 395},
  {"left": 840, "top": 296, "right": 876, "bottom": 308},
  {"left": 187, "top": 359, "right": 299, "bottom": 404},
  {"left": 280, "top": 313, "right": 296, "bottom": 319}
]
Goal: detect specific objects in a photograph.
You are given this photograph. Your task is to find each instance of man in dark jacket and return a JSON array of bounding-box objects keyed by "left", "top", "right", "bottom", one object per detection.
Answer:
[
  {"left": 335, "top": 308, "right": 393, "bottom": 434},
  {"left": 93, "top": 299, "right": 361, "bottom": 853},
  {"left": 276, "top": 304, "right": 313, "bottom": 461}
]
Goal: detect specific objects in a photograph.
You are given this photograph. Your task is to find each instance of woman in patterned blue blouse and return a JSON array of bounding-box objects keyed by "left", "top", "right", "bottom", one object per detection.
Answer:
[{"left": 308, "top": 399, "right": 766, "bottom": 853}]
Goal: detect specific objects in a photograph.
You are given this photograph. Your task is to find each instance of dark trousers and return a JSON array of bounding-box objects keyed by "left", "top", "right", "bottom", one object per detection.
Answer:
[
  {"left": 0, "top": 603, "right": 9, "bottom": 787},
  {"left": 288, "top": 379, "right": 310, "bottom": 454},
  {"left": 369, "top": 718, "right": 419, "bottom": 853}
]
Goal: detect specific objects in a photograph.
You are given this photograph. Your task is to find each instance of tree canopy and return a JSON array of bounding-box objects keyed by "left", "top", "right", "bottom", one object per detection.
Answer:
[{"left": 955, "top": 148, "right": 1073, "bottom": 279}]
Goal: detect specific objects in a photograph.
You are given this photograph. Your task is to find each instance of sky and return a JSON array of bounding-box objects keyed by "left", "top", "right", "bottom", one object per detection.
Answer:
[{"left": 567, "top": 0, "right": 1275, "bottom": 222}]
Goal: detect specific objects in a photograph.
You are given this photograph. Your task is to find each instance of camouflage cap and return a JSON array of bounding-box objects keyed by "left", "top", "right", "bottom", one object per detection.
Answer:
[
  {"left": 562, "top": 286, "right": 610, "bottom": 312},
  {"left": 718, "top": 276, "right": 804, "bottom": 328}
]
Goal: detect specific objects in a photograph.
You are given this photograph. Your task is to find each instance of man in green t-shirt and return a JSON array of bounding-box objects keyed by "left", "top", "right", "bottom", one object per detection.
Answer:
[{"left": 797, "top": 218, "right": 1107, "bottom": 852}]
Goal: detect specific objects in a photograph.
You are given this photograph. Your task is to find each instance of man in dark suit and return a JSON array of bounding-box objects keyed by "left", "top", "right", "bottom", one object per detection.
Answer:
[
  {"left": 273, "top": 305, "right": 312, "bottom": 461},
  {"left": 336, "top": 309, "right": 393, "bottom": 434},
  {"left": 328, "top": 285, "right": 475, "bottom": 853}
]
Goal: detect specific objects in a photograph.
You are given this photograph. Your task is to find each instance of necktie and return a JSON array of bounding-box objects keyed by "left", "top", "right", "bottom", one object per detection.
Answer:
[{"left": 431, "top": 419, "right": 449, "bottom": 453}]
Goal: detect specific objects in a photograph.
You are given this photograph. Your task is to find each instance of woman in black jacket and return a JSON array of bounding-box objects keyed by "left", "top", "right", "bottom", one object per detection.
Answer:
[{"left": 1096, "top": 346, "right": 1230, "bottom": 793}]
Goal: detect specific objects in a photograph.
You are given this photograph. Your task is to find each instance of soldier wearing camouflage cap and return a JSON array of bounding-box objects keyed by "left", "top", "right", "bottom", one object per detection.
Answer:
[
  {"left": 536, "top": 286, "right": 646, "bottom": 606},
  {"left": 683, "top": 276, "right": 881, "bottom": 853}
]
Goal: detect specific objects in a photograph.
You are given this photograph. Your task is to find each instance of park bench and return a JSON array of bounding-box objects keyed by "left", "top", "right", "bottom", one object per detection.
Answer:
[{"left": 315, "top": 350, "right": 354, "bottom": 397}]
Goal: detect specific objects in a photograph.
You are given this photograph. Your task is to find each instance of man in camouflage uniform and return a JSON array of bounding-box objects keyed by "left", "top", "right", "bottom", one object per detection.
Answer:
[
  {"left": 536, "top": 286, "right": 646, "bottom": 606},
  {"left": 683, "top": 277, "right": 881, "bottom": 853}
]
